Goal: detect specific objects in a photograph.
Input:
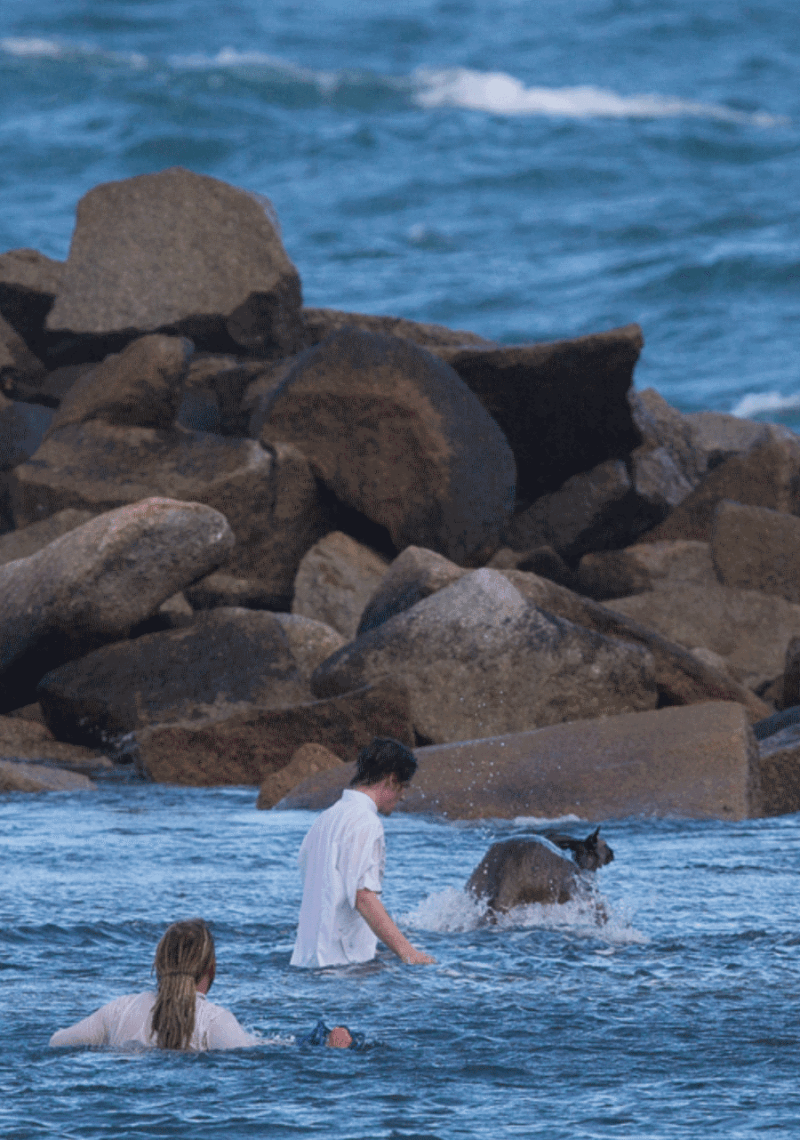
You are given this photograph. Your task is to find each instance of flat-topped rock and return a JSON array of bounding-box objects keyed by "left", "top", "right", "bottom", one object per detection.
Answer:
[
  {"left": 46, "top": 167, "right": 303, "bottom": 356},
  {"left": 136, "top": 677, "right": 413, "bottom": 786},
  {"left": 277, "top": 702, "right": 760, "bottom": 820},
  {"left": 444, "top": 324, "right": 643, "bottom": 503},
  {"left": 0, "top": 715, "right": 108, "bottom": 776},
  {"left": 0, "top": 759, "right": 96, "bottom": 793}
]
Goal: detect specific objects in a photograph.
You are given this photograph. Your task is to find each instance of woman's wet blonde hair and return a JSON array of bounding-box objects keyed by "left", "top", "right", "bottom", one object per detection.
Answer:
[{"left": 150, "top": 919, "right": 216, "bottom": 1050}]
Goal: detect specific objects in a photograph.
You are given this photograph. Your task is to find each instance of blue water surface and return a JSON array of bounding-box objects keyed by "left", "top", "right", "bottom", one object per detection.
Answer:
[
  {"left": 3, "top": 784, "right": 800, "bottom": 1139},
  {"left": 0, "top": 0, "right": 798, "bottom": 424}
]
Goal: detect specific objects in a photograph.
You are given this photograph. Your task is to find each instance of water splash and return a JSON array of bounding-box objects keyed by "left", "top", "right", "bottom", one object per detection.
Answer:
[{"left": 404, "top": 886, "right": 647, "bottom": 945}]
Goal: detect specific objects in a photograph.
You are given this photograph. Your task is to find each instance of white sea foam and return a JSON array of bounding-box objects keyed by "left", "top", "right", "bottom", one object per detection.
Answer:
[
  {"left": 1, "top": 37, "right": 66, "bottom": 58},
  {"left": 404, "top": 886, "right": 647, "bottom": 945},
  {"left": 512, "top": 813, "right": 586, "bottom": 827},
  {"left": 411, "top": 66, "right": 786, "bottom": 125},
  {"left": 0, "top": 37, "right": 148, "bottom": 68},
  {"left": 731, "top": 391, "right": 800, "bottom": 418}
]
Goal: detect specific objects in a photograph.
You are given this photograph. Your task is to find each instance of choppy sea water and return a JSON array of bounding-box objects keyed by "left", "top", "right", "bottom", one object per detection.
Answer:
[
  {"left": 1, "top": 0, "right": 799, "bottom": 426},
  {"left": 3, "top": 3, "right": 800, "bottom": 1134},
  {"left": 4, "top": 784, "right": 800, "bottom": 1139}
]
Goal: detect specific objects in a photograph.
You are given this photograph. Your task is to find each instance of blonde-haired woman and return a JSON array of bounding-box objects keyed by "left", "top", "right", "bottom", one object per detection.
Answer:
[{"left": 50, "top": 919, "right": 352, "bottom": 1050}]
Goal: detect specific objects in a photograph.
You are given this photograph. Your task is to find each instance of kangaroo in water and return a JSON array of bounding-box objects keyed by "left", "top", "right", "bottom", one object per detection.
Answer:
[{"left": 465, "top": 828, "right": 614, "bottom": 915}]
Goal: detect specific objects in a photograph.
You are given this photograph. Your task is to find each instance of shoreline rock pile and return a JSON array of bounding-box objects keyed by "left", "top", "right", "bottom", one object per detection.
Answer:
[{"left": 2, "top": 166, "right": 799, "bottom": 816}]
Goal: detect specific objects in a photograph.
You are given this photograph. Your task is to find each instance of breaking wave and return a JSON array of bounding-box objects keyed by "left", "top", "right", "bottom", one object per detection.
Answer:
[
  {"left": 0, "top": 39, "right": 785, "bottom": 125},
  {"left": 731, "top": 391, "right": 800, "bottom": 418}
]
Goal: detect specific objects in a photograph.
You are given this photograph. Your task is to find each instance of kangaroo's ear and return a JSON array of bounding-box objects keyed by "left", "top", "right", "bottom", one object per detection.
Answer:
[{"left": 587, "top": 827, "right": 600, "bottom": 845}]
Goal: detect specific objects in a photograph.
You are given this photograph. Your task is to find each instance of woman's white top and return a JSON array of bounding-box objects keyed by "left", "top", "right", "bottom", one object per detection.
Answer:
[
  {"left": 291, "top": 788, "right": 386, "bottom": 968},
  {"left": 49, "top": 990, "right": 259, "bottom": 1050}
]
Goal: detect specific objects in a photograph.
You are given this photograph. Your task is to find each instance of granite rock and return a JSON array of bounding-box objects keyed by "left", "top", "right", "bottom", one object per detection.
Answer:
[
  {"left": 444, "top": 324, "right": 643, "bottom": 503},
  {"left": 292, "top": 531, "right": 390, "bottom": 640},
  {"left": 37, "top": 609, "right": 312, "bottom": 746},
  {"left": 46, "top": 167, "right": 304, "bottom": 356},
  {"left": 136, "top": 677, "right": 413, "bottom": 786},
  {"left": 312, "top": 568, "right": 658, "bottom": 745},
  {"left": 711, "top": 500, "right": 800, "bottom": 604},
  {"left": 256, "top": 741, "right": 345, "bottom": 810},
  {"left": 254, "top": 328, "right": 516, "bottom": 565},
  {"left": 0, "top": 497, "right": 234, "bottom": 711}
]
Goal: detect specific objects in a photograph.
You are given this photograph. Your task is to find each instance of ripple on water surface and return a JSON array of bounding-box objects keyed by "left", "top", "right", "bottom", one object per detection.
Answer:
[{"left": 3, "top": 786, "right": 800, "bottom": 1137}]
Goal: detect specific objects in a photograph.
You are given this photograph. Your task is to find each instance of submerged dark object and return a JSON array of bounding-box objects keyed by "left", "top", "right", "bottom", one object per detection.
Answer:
[{"left": 465, "top": 829, "right": 614, "bottom": 913}]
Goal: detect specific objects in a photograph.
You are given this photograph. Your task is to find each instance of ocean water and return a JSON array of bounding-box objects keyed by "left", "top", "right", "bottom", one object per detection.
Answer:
[
  {"left": 0, "top": 0, "right": 798, "bottom": 427},
  {"left": 3, "top": 4, "right": 800, "bottom": 1136},
  {"left": 4, "top": 784, "right": 800, "bottom": 1139}
]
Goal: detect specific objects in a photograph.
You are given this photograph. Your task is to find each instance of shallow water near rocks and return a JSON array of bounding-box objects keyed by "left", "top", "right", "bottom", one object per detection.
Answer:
[{"left": 4, "top": 783, "right": 800, "bottom": 1139}]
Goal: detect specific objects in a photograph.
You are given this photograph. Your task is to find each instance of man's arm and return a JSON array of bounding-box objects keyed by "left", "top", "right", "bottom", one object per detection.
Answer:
[{"left": 355, "top": 889, "right": 436, "bottom": 964}]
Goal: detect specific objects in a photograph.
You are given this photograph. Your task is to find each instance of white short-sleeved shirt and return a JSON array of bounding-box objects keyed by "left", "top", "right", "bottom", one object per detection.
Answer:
[
  {"left": 290, "top": 788, "right": 385, "bottom": 968},
  {"left": 48, "top": 990, "right": 259, "bottom": 1050}
]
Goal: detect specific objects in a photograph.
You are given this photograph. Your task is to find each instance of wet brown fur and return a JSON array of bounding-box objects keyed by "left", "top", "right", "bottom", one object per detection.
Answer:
[{"left": 465, "top": 829, "right": 614, "bottom": 915}]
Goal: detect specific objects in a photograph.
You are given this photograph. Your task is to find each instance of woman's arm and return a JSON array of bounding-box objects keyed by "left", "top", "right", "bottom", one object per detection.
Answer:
[
  {"left": 355, "top": 889, "right": 435, "bottom": 964},
  {"left": 49, "top": 1005, "right": 110, "bottom": 1047}
]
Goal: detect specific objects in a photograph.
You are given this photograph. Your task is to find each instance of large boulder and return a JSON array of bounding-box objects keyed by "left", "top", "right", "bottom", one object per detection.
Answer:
[
  {"left": 45, "top": 335, "right": 193, "bottom": 435},
  {"left": 0, "top": 759, "right": 95, "bottom": 793},
  {"left": 292, "top": 531, "right": 390, "bottom": 640},
  {"left": 357, "top": 545, "right": 465, "bottom": 635},
  {"left": 253, "top": 328, "right": 517, "bottom": 565},
  {"left": 0, "top": 312, "right": 47, "bottom": 399},
  {"left": 758, "top": 725, "right": 800, "bottom": 816},
  {"left": 607, "top": 582, "right": 800, "bottom": 693},
  {"left": 311, "top": 568, "right": 658, "bottom": 745},
  {"left": 505, "top": 459, "right": 640, "bottom": 558},
  {"left": 136, "top": 677, "right": 413, "bottom": 785},
  {"left": 36, "top": 609, "right": 314, "bottom": 747},
  {"left": 0, "top": 508, "right": 95, "bottom": 566},
  {"left": 0, "top": 715, "right": 108, "bottom": 775},
  {"left": 575, "top": 540, "right": 717, "bottom": 600},
  {"left": 629, "top": 387, "right": 787, "bottom": 488},
  {"left": 334, "top": 547, "right": 768, "bottom": 719},
  {"left": 711, "top": 501, "right": 800, "bottom": 604},
  {"left": 301, "top": 308, "right": 495, "bottom": 353},
  {"left": 276, "top": 702, "right": 760, "bottom": 821},
  {"left": 256, "top": 741, "right": 345, "bottom": 810},
  {"left": 0, "top": 498, "right": 234, "bottom": 712},
  {"left": 0, "top": 248, "right": 64, "bottom": 356},
  {"left": 443, "top": 324, "right": 643, "bottom": 503},
  {"left": 639, "top": 435, "right": 800, "bottom": 543},
  {"left": 46, "top": 168, "right": 304, "bottom": 357},
  {"left": 10, "top": 424, "right": 326, "bottom": 603}
]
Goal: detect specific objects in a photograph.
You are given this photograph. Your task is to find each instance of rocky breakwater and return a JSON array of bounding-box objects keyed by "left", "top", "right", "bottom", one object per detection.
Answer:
[{"left": 2, "top": 166, "right": 800, "bottom": 816}]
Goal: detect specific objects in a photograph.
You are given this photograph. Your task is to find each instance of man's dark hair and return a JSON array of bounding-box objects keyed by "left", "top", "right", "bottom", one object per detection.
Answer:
[{"left": 350, "top": 737, "right": 417, "bottom": 787}]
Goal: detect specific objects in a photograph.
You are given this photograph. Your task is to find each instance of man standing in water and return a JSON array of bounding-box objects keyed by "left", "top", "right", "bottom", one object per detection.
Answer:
[{"left": 290, "top": 737, "right": 436, "bottom": 968}]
